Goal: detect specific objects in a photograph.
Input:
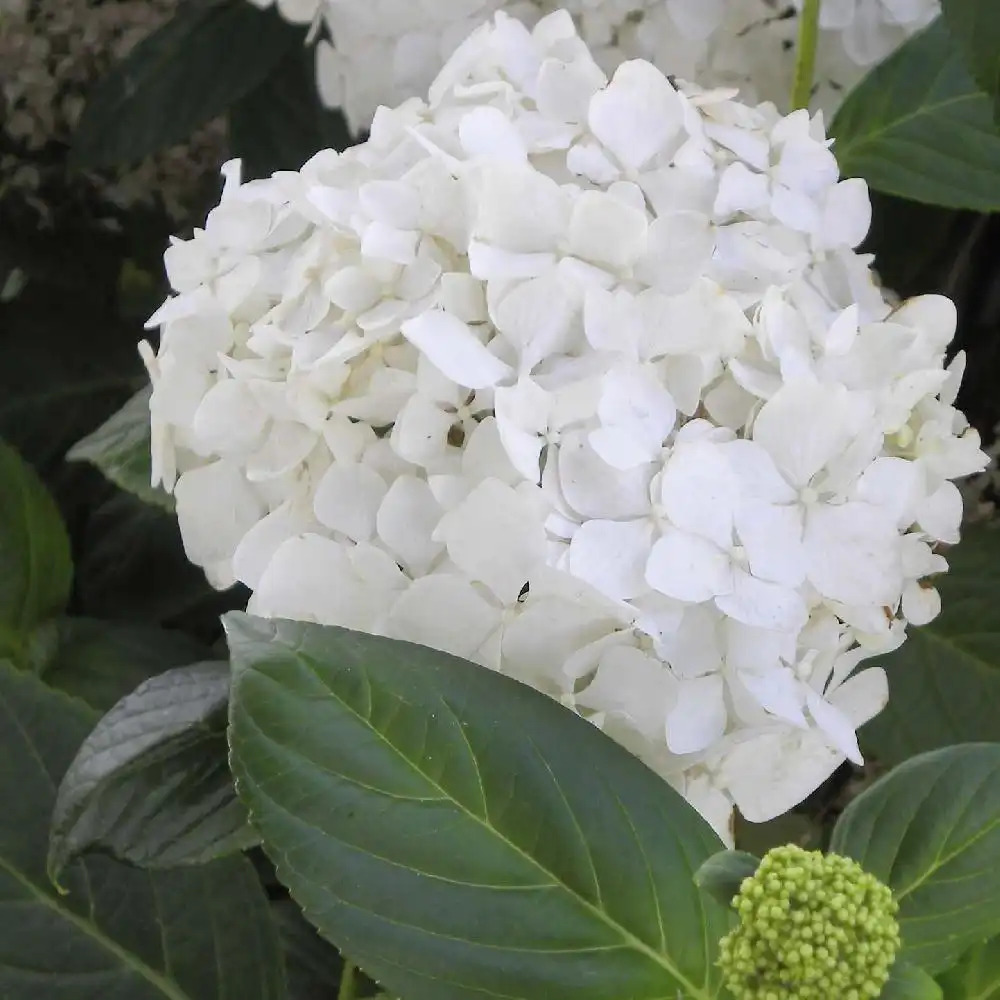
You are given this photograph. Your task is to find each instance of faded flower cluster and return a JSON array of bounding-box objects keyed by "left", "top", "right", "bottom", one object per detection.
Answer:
[
  {"left": 247, "top": 0, "right": 939, "bottom": 132},
  {"left": 142, "top": 11, "right": 984, "bottom": 839},
  {"left": 0, "top": 0, "right": 224, "bottom": 224}
]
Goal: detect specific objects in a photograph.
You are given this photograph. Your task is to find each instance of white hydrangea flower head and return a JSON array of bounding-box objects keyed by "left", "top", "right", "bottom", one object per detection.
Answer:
[
  {"left": 251, "top": 0, "right": 939, "bottom": 133},
  {"left": 142, "top": 11, "right": 984, "bottom": 841}
]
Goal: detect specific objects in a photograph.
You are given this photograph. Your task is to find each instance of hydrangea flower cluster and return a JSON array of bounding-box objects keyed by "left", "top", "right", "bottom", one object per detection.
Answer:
[
  {"left": 718, "top": 845, "right": 900, "bottom": 999},
  {"left": 246, "top": 0, "right": 939, "bottom": 131},
  {"left": 142, "top": 11, "right": 985, "bottom": 839}
]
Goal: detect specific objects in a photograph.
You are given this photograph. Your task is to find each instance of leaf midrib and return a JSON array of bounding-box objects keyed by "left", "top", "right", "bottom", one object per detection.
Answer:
[
  {"left": 0, "top": 853, "right": 192, "bottom": 1000},
  {"left": 261, "top": 652, "right": 718, "bottom": 1000}
]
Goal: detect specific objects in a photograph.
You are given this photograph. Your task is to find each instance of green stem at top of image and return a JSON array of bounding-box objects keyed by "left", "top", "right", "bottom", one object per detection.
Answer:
[{"left": 792, "top": 0, "right": 822, "bottom": 110}]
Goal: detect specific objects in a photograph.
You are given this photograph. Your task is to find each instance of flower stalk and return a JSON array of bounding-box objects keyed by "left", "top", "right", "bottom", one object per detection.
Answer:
[{"left": 791, "top": 0, "right": 822, "bottom": 110}]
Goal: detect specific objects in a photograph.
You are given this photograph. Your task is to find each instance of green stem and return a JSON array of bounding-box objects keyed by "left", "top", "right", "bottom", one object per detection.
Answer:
[
  {"left": 791, "top": 0, "right": 822, "bottom": 111},
  {"left": 338, "top": 961, "right": 357, "bottom": 1000}
]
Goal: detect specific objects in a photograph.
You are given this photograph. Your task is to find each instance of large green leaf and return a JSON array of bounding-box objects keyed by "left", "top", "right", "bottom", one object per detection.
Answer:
[
  {"left": 941, "top": 0, "right": 1000, "bottom": 119},
  {"left": 50, "top": 662, "right": 254, "bottom": 875},
  {"left": 72, "top": 0, "right": 302, "bottom": 168},
  {"left": 68, "top": 387, "right": 172, "bottom": 511},
  {"left": 880, "top": 962, "right": 943, "bottom": 1000},
  {"left": 229, "top": 40, "right": 354, "bottom": 180},
  {"left": 861, "top": 525, "right": 1000, "bottom": 765},
  {"left": 830, "top": 743, "right": 1000, "bottom": 974},
  {"left": 0, "top": 438, "right": 72, "bottom": 654},
  {"left": 35, "top": 616, "right": 211, "bottom": 712},
  {"left": 227, "top": 614, "right": 730, "bottom": 1000},
  {"left": 0, "top": 660, "right": 285, "bottom": 999},
  {"left": 831, "top": 19, "right": 1000, "bottom": 210},
  {"left": 936, "top": 937, "right": 1000, "bottom": 998}
]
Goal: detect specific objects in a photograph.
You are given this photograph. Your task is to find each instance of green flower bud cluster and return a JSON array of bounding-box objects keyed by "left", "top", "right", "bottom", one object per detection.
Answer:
[{"left": 717, "top": 844, "right": 900, "bottom": 1000}]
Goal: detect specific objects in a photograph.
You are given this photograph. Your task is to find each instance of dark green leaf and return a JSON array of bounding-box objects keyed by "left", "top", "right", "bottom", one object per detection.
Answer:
[
  {"left": 0, "top": 660, "right": 285, "bottom": 999},
  {"left": 0, "top": 438, "right": 72, "bottom": 651},
  {"left": 861, "top": 525, "right": 1000, "bottom": 765},
  {"left": 273, "top": 900, "right": 348, "bottom": 1000},
  {"left": 227, "top": 614, "right": 730, "bottom": 1000},
  {"left": 74, "top": 492, "right": 244, "bottom": 630},
  {"left": 880, "top": 961, "right": 943, "bottom": 999},
  {"left": 941, "top": 0, "right": 1000, "bottom": 118},
  {"left": 0, "top": 275, "right": 142, "bottom": 475},
  {"left": 229, "top": 39, "right": 354, "bottom": 180},
  {"left": 35, "top": 616, "right": 211, "bottom": 712},
  {"left": 830, "top": 743, "right": 1000, "bottom": 973},
  {"left": 936, "top": 937, "right": 1000, "bottom": 998},
  {"left": 831, "top": 19, "right": 1000, "bottom": 210},
  {"left": 68, "top": 387, "right": 172, "bottom": 511},
  {"left": 50, "top": 662, "right": 253, "bottom": 875},
  {"left": 72, "top": 0, "right": 301, "bottom": 168},
  {"left": 693, "top": 850, "right": 759, "bottom": 907}
]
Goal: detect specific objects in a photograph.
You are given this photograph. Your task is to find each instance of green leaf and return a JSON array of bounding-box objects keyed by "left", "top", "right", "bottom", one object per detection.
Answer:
[
  {"left": 50, "top": 662, "right": 254, "bottom": 876},
  {"left": 880, "top": 961, "right": 944, "bottom": 999},
  {"left": 830, "top": 743, "right": 1000, "bottom": 973},
  {"left": 72, "top": 0, "right": 301, "bottom": 168},
  {"left": 830, "top": 19, "right": 1000, "bottom": 210},
  {"left": 272, "top": 900, "right": 349, "bottom": 1000},
  {"left": 73, "top": 492, "right": 243, "bottom": 629},
  {"left": 229, "top": 39, "right": 354, "bottom": 180},
  {"left": 936, "top": 937, "right": 1000, "bottom": 998},
  {"left": 68, "top": 387, "right": 173, "bottom": 511},
  {"left": 861, "top": 525, "right": 1000, "bottom": 765},
  {"left": 693, "top": 850, "right": 759, "bottom": 907},
  {"left": 0, "top": 660, "right": 285, "bottom": 1000},
  {"left": 35, "top": 616, "right": 211, "bottom": 712},
  {"left": 227, "top": 615, "right": 730, "bottom": 1000},
  {"left": 0, "top": 438, "right": 72, "bottom": 650},
  {"left": 941, "top": 0, "right": 1000, "bottom": 118}
]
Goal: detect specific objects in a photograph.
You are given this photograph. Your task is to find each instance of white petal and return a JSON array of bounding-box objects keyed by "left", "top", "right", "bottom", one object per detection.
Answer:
[
  {"left": 855, "top": 457, "right": 923, "bottom": 529},
  {"left": 734, "top": 500, "right": 805, "bottom": 587},
  {"left": 635, "top": 209, "right": 716, "bottom": 296},
  {"left": 715, "top": 570, "right": 808, "bottom": 632},
  {"left": 740, "top": 668, "right": 807, "bottom": 728},
  {"left": 915, "top": 480, "right": 962, "bottom": 544},
  {"left": 387, "top": 575, "right": 501, "bottom": 659},
  {"left": 494, "top": 379, "right": 549, "bottom": 481},
  {"left": 568, "top": 519, "right": 653, "bottom": 601},
  {"left": 804, "top": 502, "right": 902, "bottom": 607},
  {"left": 665, "top": 676, "right": 727, "bottom": 755},
  {"left": 435, "top": 478, "right": 547, "bottom": 603},
  {"left": 246, "top": 421, "right": 317, "bottom": 481},
  {"left": 232, "top": 503, "right": 314, "bottom": 589},
  {"left": 313, "top": 463, "right": 387, "bottom": 542},
  {"left": 806, "top": 690, "right": 863, "bottom": 765},
  {"left": 389, "top": 394, "right": 452, "bottom": 467},
  {"left": 174, "top": 461, "right": 263, "bottom": 576},
  {"left": 251, "top": 535, "right": 403, "bottom": 629},
  {"left": 902, "top": 580, "right": 941, "bottom": 626},
  {"left": 753, "top": 381, "right": 866, "bottom": 488},
  {"left": 568, "top": 190, "right": 648, "bottom": 270},
  {"left": 588, "top": 60, "right": 683, "bottom": 170},
  {"left": 721, "top": 731, "right": 842, "bottom": 823},
  {"left": 646, "top": 530, "right": 732, "bottom": 603},
  {"left": 557, "top": 430, "right": 653, "bottom": 519},
  {"left": 376, "top": 475, "right": 444, "bottom": 576},
  {"left": 402, "top": 310, "right": 512, "bottom": 390},
  {"left": 459, "top": 106, "right": 527, "bottom": 162},
  {"left": 190, "top": 379, "right": 268, "bottom": 458},
  {"left": 660, "top": 442, "right": 738, "bottom": 549},
  {"left": 469, "top": 162, "right": 568, "bottom": 253}
]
